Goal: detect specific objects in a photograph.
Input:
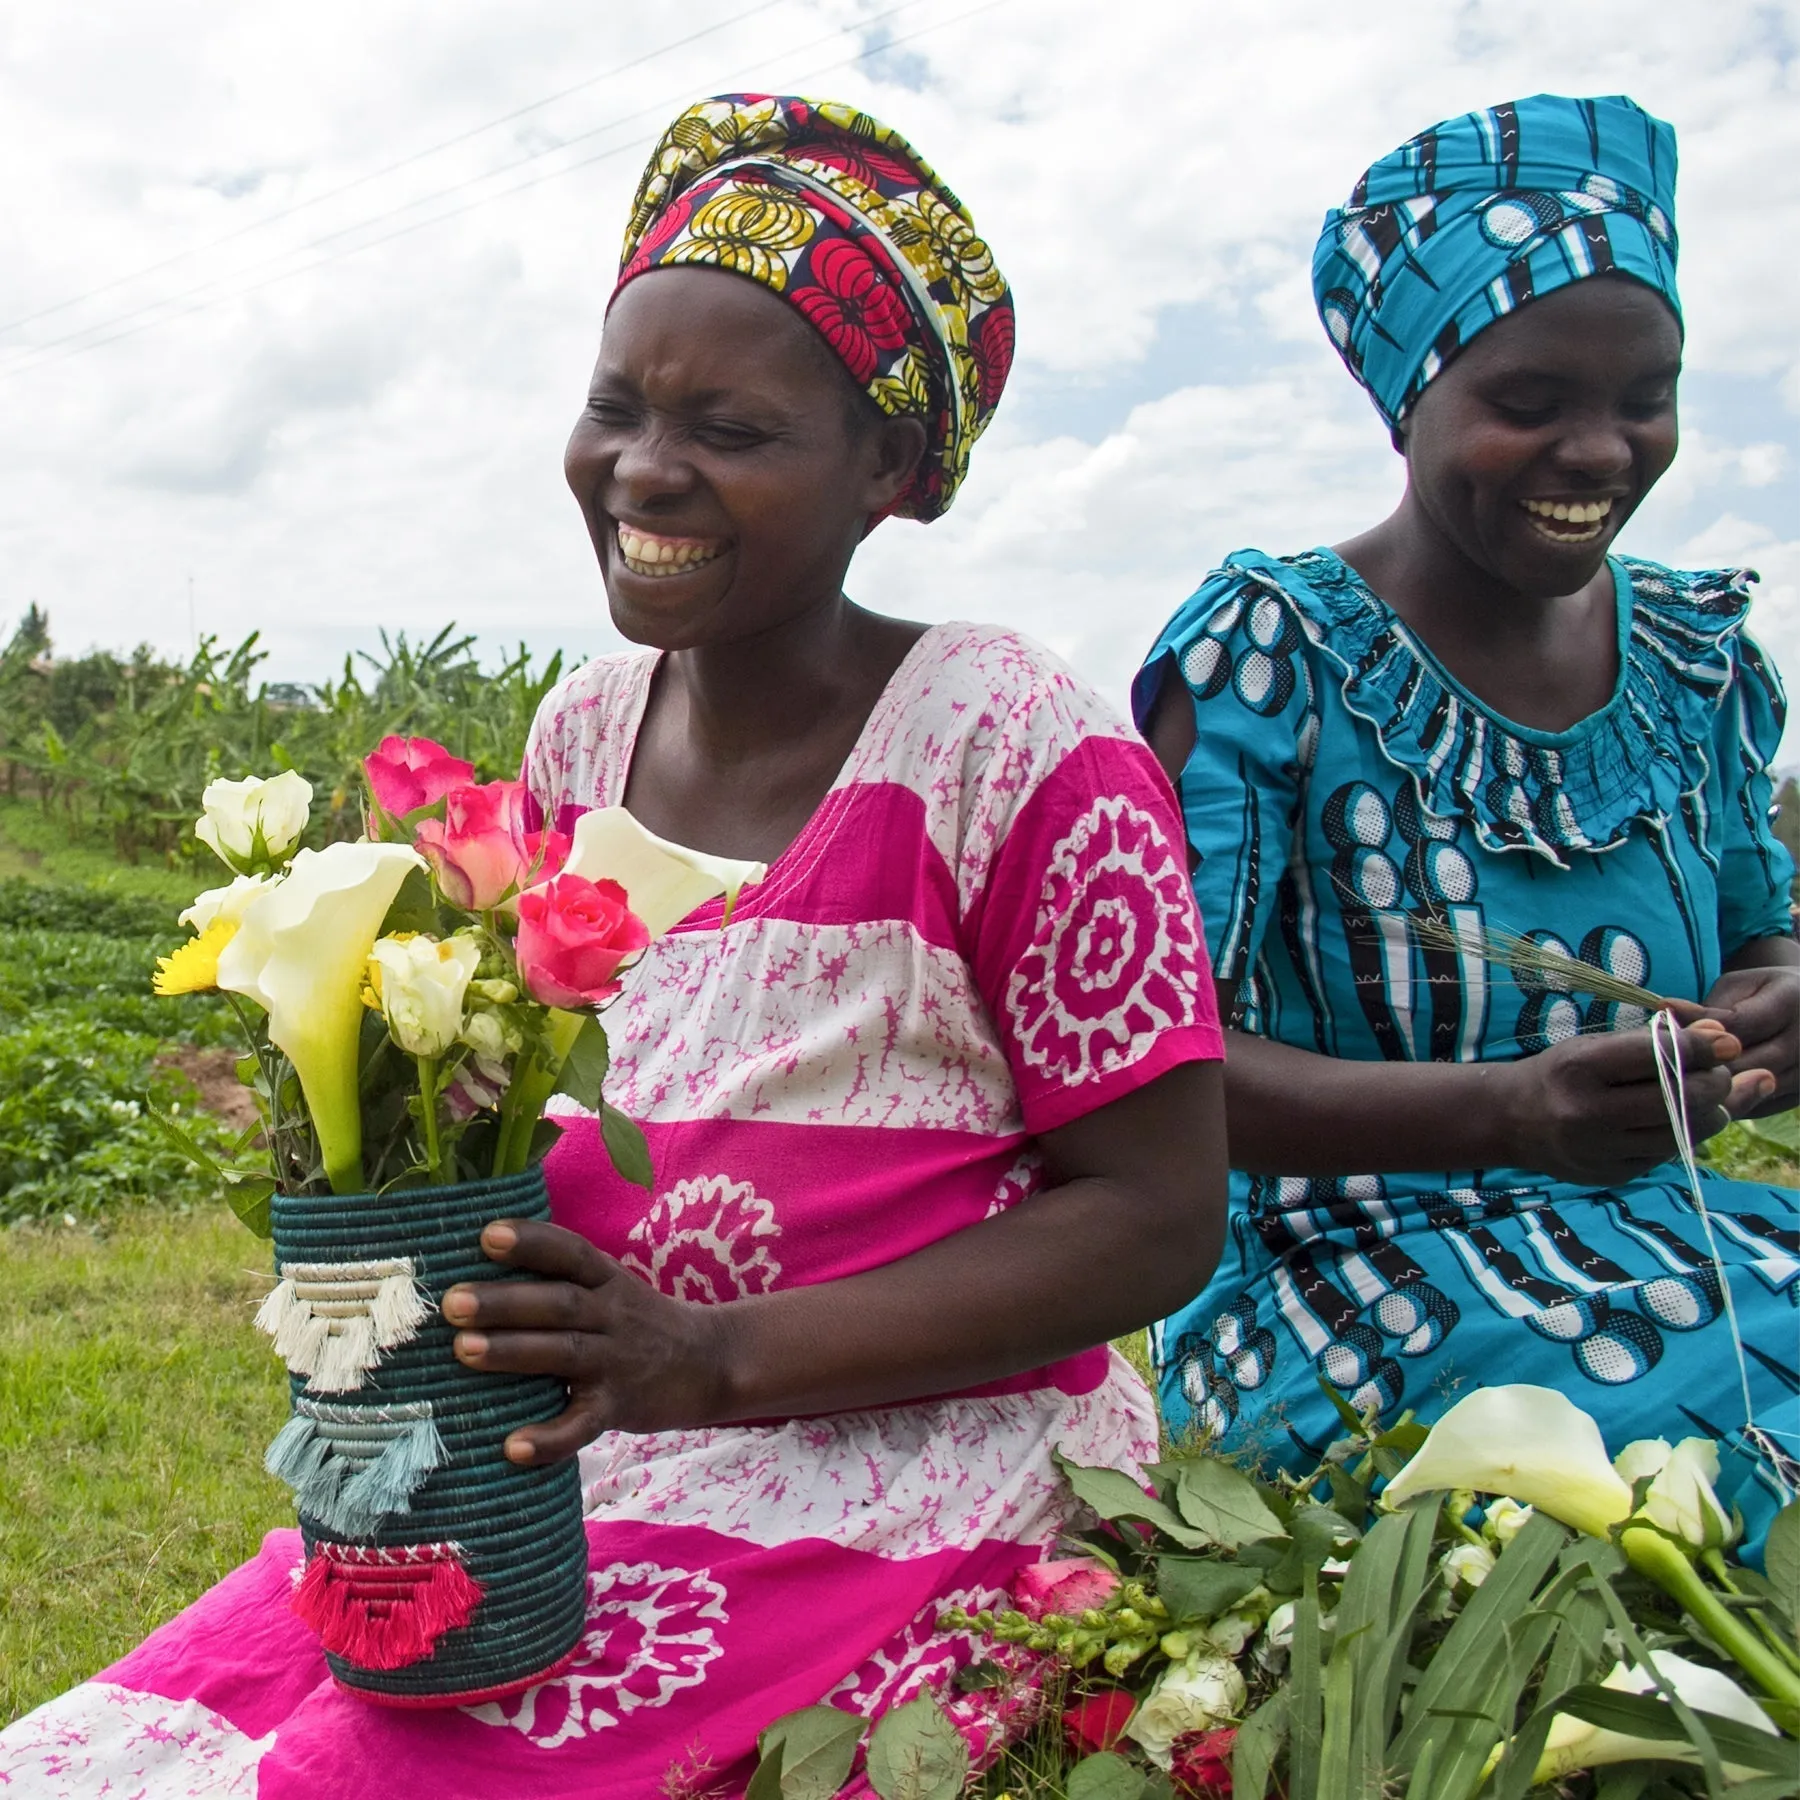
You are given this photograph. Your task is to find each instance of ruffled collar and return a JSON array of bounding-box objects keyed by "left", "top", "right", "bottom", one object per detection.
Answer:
[{"left": 1229, "top": 547, "right": 1757, "bottom": 868}]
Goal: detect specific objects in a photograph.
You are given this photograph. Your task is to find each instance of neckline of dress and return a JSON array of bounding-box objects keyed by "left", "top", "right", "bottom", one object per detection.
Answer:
[
  {"left": 1304, "top": 546, "right": 1634, "bottom": 750},
  {"left": 609, "top": 621, "right": 955, "bottom": 923}
]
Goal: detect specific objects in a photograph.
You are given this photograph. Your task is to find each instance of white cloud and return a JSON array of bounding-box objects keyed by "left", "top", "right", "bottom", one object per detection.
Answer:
[{"left": 0, "top": 0, "right": 1795, "bottom": 757}]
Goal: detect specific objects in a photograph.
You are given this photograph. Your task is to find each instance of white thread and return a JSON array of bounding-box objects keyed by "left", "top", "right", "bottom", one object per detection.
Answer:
[
  {"left": 1647, "top": 1009, "right": 1790, "bottom": 1496},
  {"left": 253, "top": 1260, "right": 432, "bottom": 1392}
]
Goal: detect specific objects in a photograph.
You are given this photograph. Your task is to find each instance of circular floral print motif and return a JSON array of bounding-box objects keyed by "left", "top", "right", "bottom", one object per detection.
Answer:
[
  {"left": 791, "top": 238, "right": 913, "bottom": 384},
  {"left": 1005, "top": 796, "right": 1200, "bottom": 1084},
  {"left": 669, "top": 186, "right": 815, "bottom": 290},
  {"left": 621, "top": 1174, "right": 783, "bottom": 1302},
  {"left": 464, "top": 1561, "right": 727, "bottom": 1749}
]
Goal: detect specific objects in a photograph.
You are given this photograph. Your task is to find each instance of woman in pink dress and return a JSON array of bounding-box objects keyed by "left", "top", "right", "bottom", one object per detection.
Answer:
[{"left": 0, "top": 95, "right": 1226, "bottom": 1798}]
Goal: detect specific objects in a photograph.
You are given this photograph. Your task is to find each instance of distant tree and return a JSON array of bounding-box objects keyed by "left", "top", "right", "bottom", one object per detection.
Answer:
[{"left": 1773, "top": 774, "right": 1800, "bottom": 907}]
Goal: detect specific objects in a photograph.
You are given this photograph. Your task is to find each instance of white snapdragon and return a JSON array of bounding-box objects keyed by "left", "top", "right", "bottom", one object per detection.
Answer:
[
  {"left": 1483, "top": 1497, "right": 1534, "bottom": 1547},
  {"left": 1443, "top": 1541, "right": 1496, "bottom": 1589},
  {"left": 369, "top": 934, "right": 482, "bottom": 1060}
]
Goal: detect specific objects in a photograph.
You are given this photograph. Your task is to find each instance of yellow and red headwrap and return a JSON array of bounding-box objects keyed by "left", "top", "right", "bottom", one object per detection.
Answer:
[{"left": 615, "top": 94, "right": 1013, "bottom": 523}]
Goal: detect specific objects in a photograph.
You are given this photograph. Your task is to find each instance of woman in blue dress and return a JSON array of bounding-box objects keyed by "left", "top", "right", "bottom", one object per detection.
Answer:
[{"left": 1135, "top": 93, "right": 1798, "bottom": 1545}]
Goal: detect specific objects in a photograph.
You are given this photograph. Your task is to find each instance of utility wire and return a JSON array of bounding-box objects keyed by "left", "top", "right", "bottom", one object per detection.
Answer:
[
  {"left": 0, "top": 0, "right": 932, "bottom": 376},
  {"left": 0, "top": 0, "right": 790, "bottom": 342}
]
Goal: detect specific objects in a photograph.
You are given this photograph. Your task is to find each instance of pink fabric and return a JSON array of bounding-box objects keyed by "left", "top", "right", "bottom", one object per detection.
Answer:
[{"left": 2, "top": 623, "right": 1222, "bottom": 1797}]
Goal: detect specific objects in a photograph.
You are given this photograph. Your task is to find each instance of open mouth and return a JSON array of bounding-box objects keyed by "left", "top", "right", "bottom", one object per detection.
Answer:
[
  {"left": 1519, "top": 496, "right": 1617, "bottom": 545},
  {"left": 615, "top": 523, "right": 731, "bottom": 579}
]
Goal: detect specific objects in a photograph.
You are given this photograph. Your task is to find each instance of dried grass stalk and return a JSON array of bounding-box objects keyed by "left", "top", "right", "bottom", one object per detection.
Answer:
[{"left": 1410, "top": 914, "right": 1672, "bottom": 1013}]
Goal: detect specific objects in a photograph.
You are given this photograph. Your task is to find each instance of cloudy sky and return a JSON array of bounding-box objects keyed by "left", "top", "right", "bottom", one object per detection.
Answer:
[{"left": 2, "top": 0, "right": 1796, "bottom": 754}]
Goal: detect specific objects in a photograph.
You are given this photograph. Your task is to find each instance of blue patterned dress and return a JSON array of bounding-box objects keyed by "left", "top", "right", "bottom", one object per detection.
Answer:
[{"left": 1134, "top": 547, "right": 1798, "bottom": 1544}]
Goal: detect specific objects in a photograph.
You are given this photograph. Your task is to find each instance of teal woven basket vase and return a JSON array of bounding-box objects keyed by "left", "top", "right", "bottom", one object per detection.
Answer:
[{"left": 262, "top": 1168, "right": 589, "bottom": 1707}]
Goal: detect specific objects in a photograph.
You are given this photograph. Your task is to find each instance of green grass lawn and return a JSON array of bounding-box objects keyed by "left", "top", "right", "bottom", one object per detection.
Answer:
[{"left": 0, "top": 1207, "right": 288, "bottom": 1724}]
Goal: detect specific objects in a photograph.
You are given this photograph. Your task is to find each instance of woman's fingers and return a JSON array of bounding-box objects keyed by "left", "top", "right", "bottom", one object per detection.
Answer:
[
  {"left": 443, "top": 1277, "right": 594, "bottom": 1331},
  {"left": 1723, "top": 1069, "right": 1779, "bottom": 1119},
  {"left": 504, "top": 1397, "right": 613, "bottom": 1467},
  {"left": 478, "top": 1217, "right": 620, "bottom": 1285},
  {"left": 456, "top": 1326, "right": 599, "bottom": 1378}
]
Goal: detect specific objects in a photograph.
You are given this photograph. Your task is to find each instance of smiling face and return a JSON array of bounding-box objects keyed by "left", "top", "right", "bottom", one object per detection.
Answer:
[
  {"left": 564, "top": 266, "right": 923, "bottom": 652},
  {"left": 1396, "top": 277, "right": 1683, "bottom": 597}
]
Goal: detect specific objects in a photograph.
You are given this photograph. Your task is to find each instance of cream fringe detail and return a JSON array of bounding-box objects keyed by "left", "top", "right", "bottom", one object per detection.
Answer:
[{"left": 253, "top": 1259, "right": 432, "bottom": 1393}]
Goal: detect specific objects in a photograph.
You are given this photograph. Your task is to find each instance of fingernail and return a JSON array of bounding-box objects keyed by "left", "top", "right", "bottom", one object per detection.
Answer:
[
  {"left": 441, "top": 1288, "right": 476, "bottom": 1324},
  {"left": 456, "top": 1332, "right": 488, "bottom": 1361},
  {"left": 484, "top": 1224, "right": 517, "bottom": 1252},
  {"left": 505, "top": 1436, "right": 535, "bottom": 1465}
]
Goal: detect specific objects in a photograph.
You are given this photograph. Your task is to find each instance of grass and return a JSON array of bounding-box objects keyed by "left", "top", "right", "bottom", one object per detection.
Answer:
[
  {"left": 0, "top": 1206, "right": 288, "bottom": 1724},
  {"left": 0, "top": 794, "right": 196, "bottom": 907}
]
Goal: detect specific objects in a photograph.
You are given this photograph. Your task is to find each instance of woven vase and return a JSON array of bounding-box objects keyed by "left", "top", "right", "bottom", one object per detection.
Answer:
[{"left": 264, "top": 1168, "right": 589, "bottom": 1706}]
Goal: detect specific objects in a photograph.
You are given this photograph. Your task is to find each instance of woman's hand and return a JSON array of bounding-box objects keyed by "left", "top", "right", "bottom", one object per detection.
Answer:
[
  {"left": 441, "top": 1221, "right": 732, "bottom": 1465},
  {"left": 1700, "top": 963, "right": 1799, "bottom": 1117},
  {"left": 1496, "top": 1017, "right": 1773, "bottom": 1186}
]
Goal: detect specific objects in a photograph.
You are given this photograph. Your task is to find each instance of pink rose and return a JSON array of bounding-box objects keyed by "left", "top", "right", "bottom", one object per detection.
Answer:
[
  {"left": 1012, "top": 1556, "right": 1120, "bottom": 1621},
  {"left": 414, "top": 782, "right": 570, "bottom": 911},
  {"left": 364, "top": 736, "right": 475, "bottom": 818},
  {"left": 514, "top": 873, "right": 651, "bottom": 1009}
]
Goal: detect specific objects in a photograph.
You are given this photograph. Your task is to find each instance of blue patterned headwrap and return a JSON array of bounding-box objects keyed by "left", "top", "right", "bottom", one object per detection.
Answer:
[{"left": 1313, "top": 94, "right": 1681, "bottom": 429}]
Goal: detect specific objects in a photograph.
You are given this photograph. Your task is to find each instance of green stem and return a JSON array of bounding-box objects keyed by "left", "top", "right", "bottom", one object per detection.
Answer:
[
  {"left": 1623, "top": 1525, "right": 1800, "bottom": 1710},
  {"left": 415, "top": 1055, "right": 444, "bottom": 1184},
  {"left": 491, "top": 1009, "right": 584, "bottom": 1178}
]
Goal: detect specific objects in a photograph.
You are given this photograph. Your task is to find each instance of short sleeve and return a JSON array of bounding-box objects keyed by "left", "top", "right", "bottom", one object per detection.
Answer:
[
  {"left": 961, "top": 716, "right": 1224, "bottom": 1137},
  {"left": 1717, "top": 629, "right": 1797, "bottom": 954},
  {"left": 1130, "top": 570, "right": 1316, "bottom": 994}
]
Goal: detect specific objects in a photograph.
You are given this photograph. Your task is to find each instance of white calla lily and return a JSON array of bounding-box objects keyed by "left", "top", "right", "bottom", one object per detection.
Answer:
[
  {"left": 559, "top": 806, "right": 766, "bottom": 938},
  {"left": 195, "top": 771, "right": 313, "bottom": 870},
  {"left": 179, "top": 873, "right": 280, "bottom": 934},
  {"left": 1381, "top": 1386, "right": 1633, "bottom": 1537},
  {"left": 216, "top": 842, "right": 425, "bottom": 1192},
  {"left": 369, "top": 933, "right": 482, "bottom": 1059},
  {"left": 1531, "top": 1653, "right": 1779, "bottom": 1785},
  {"left": 1615, "top": 1437, "right": 1736, "bottom": 1551}
]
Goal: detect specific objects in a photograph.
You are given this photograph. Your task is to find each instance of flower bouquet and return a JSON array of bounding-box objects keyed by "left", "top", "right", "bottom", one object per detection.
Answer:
[
  {"left": 154, "top": 738, "right": 760, "bottom": 1705},
  {"left": 748, "top": 1387, "right": 1798, "bottom": 1798}
]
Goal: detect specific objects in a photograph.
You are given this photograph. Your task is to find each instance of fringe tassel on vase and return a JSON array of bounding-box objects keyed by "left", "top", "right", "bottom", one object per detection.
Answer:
[
  {"left": 264, "top": 1402, "right": 445, "bottom": 1538},
  {"left": 253, "top": 1260, "right": 432, "bottom": 1392},
  {"left": 290, "top": 1541, "right": 483, "bottom": 1671}
]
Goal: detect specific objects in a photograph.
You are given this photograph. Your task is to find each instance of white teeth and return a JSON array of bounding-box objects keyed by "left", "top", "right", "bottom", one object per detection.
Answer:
[
  {"left": 615, "top": 525, "right": 728, "bottom": 577},
  {"left": 1521, "top": 497, "right": 1614, "bottom": 534}
]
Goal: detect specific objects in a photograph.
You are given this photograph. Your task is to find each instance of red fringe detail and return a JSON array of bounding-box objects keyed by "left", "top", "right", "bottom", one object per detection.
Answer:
[{"left": 291, "top": 1543, "right": 483, "bottom": 1671}]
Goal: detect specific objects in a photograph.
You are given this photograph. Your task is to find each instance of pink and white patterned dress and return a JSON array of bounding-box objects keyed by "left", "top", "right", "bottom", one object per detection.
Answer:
[{"left": 1, "top": 623, "right": 1223, "bottom": 1799}]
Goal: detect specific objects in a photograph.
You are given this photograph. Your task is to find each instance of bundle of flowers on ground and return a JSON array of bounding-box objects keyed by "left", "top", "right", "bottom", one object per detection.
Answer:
[
  {"left": 751, "top": 1385, "right": 1798, "bottom": 1799},
  {"left": 152, "top": 737, "right": 763, "bottom": 1215}
]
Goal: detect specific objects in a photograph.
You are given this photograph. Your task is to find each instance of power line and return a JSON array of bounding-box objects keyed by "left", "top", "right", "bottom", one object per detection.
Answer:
[
  {"left": 0, "top": 0, "right": 935, "bottom": 377},
  {"left": 0, "top": 0, "right": 791, "bottom": 343}
]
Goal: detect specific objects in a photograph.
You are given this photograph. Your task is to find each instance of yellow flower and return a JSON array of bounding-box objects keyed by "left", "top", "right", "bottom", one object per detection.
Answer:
[{"left": 154, "top": 918, "right": 239, "bottom": 995}]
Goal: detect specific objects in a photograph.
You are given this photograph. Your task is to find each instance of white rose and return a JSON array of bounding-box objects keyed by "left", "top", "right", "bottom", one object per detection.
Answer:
[
  {"left": 179, "top": 873, "right": 280, "bottom": 934},
  {"left": 1443, "top": 1542, "right": 1496, "bottom": 1589},
  {"left": 1615, "top": 1437, "right": 1735, "bottom": 1550},
  {"left": 369, "top": 933, "right": 482, "bottom": 1059},
  {"left": 1483, "top": 1497, "right": 1534, "bottom": 1547},
  {"left": 1124, "top": 1650, "right": 1246, "bottom": 1769},
  {"left": 195, "top": 771, "right": 313, "bottom": 869}
]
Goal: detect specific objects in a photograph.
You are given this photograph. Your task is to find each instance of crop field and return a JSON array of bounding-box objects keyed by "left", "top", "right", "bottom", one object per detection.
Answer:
[{"left": 0, "top": 611, "right": 1794, "bottom": 1730}]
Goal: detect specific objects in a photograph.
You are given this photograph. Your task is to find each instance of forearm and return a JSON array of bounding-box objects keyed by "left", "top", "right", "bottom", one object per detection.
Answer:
[
  {"left": 1223, "top": 1028, "right": 1520, "bottom": 1175},
  {"left": 709, "top": 1166, "right": 1218, "bottom": 1422},
  {"left": 1722, "top": 934, "right": 1800, "bottom": 973}
]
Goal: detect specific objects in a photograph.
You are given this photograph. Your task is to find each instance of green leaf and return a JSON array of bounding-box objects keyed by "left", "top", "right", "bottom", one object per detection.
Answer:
[
  {"left": 550, "top": 1016, "right": 609, "bottom": 1111},
  {"left": 750, "top": 1704, "right": 864, "bottom": 1800},
  {"left": 1154, "top": 1556, "right": 1265, "bottom": 1623},
  {"left": 222, "top": 1173, "right": 276, "bottom": 1239},
  {"left": 1067, "top": 1751, "right": 1152, "bottom": 1800},
  {"left": 1764, "top": 1498, "right": 1799, "bottom": 1633},
  {"left": 1741, "top": 1107, "right": 1800, "bottom": 1151},
  {"left": 1055, "top": 1453, "right": 1215, "bottom": 1550},
  {"left": 1555, "top": 1687, "right": 1795, "bottom": 1776},
  {"left": 864, "top": 1697, "right": 968, "bottom": 1800},
  {"left": 1590, "top": 1768, "right": 1654, "bottom": 1800},
  {"left": 1230, "top": 1690, "right": 1288, "bottom": 1800},
  {"left": 600, "top": 1104, "right": 653, "bottom": 1190},
  {"left": 1318, "top": 1376, "right": 1369, "bottom": 1436},
  {"left": 1170, "top": 1456, "right": 1287, "bottom": 1549},
  {"left": 1288, "top": 1574, "right": 1324, "bottom": 1800},
  {"left": 1391, "top": 1507, "right": 1566, "bottom": 1771}
]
